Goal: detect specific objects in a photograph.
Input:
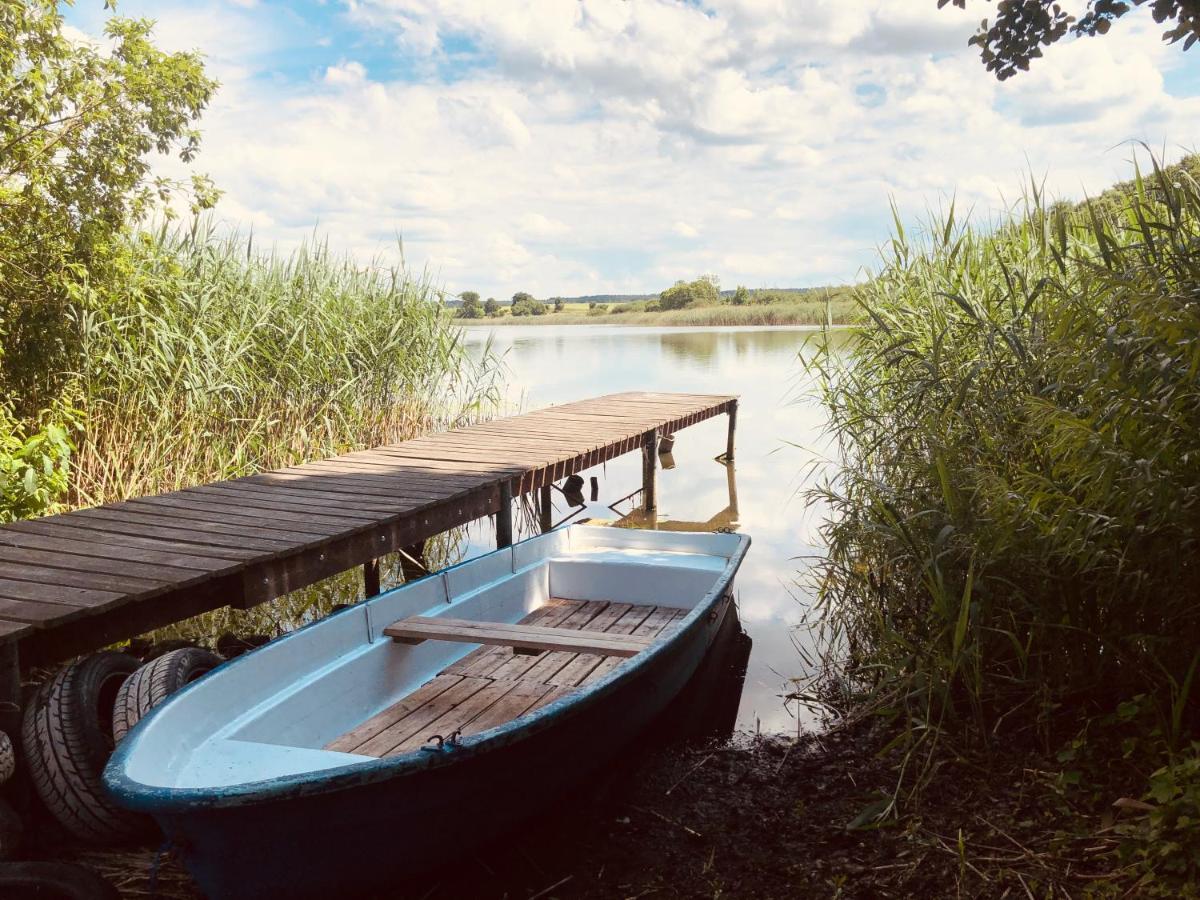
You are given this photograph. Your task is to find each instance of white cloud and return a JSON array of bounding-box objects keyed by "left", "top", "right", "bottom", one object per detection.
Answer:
[
  {"left": 324, "top": 61, "right": 367, "bottom": 87},
  {"left": 519, "top": 213, "right": 569, "bottom": 238},
  {"left": 76, "top": 0, "right": 1200, "bottom": 298},
  {"left": 437, "top": 95, "right": 532, "bottom": 149}
]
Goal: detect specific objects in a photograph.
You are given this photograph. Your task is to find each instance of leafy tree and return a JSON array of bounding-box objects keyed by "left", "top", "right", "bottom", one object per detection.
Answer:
[
  {"left": 552, "top": 297, "right": 565, "bottom": 312},
  {"left": 659, "top": 276, "right": 721, "bottom": 310},
  {"left": 940, "top": 0, "right": 1200, "bottom": 80},
  {"left": 731, "top": 285, "right": 750, "bottom": 306},
  {"left": 458, "top": 292, "right": 482, "bottom": 318},
  {"left": 483, "top": 297, "right": 499, "bottom": 316},
  {"left": 511, "top": 292, "right": 546, "bottom": 316},
  {"left": 1, "top": 1, "right": 215, "bottom": 519},
  {"left": 1, "top": 1, "right": 218, "bottom": 417}
]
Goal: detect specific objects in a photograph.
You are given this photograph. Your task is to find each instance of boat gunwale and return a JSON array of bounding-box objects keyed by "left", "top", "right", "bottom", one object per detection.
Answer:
[{"left": 103, "top": 527, "right": 751, "bottom": 813}]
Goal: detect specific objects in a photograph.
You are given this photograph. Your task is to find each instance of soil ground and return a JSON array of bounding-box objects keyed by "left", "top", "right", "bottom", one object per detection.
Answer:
[{"left": 56, "top": 718, "right": 1128, "bottom": 899}]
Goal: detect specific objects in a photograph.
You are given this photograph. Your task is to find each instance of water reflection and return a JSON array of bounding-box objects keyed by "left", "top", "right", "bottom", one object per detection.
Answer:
[
  {"left": 612, "top": 458, "right": 739, "bottom": 533},
  {"left": 461, "top": 324, "right": 851, "bottom": 733}
]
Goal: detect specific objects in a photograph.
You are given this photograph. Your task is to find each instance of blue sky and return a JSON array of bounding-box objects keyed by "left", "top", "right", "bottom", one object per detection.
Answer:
[{"left": 67, "top": 0, "right": 1199, "bottom": 300}]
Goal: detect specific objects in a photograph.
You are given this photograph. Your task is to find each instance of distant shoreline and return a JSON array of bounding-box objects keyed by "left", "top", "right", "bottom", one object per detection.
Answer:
[{"left": 457, "top": 299, "right": 855, "bottom": 328}]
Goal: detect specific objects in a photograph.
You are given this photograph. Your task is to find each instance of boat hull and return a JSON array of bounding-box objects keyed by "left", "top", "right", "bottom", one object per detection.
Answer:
[{"left": 158, "top": 592, "right": 732, "bottom": 899}]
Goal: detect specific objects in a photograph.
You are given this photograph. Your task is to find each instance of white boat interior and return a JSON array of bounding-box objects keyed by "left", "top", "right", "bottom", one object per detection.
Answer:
[{"left": 119, "top": 526, "right": 743, "bottom": 791}]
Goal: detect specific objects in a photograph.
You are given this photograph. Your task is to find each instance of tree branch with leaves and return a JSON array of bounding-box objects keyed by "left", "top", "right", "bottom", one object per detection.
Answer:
[{"left": 941, "top": 0, "right": 1200, "bottom": 79}]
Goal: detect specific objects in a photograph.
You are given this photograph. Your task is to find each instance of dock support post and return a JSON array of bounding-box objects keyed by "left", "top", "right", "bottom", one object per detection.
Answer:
[
  {"left": 497, "top": 481, "right": 514, "bottom": 548},
  {"left": 642, "top": 429, "right": 659, "bottom": 512},
  {"left": 0, "top": 642, "right": 19, "bottom": 744},
  {"left": 363, "top": 559, "right": 381, "bottom": 597},
  {"left": 724, "top": 401, "right": 738, "bottom": 462},
  {"left": 538, "top": 483, "right": 553, "bottom": 533}
]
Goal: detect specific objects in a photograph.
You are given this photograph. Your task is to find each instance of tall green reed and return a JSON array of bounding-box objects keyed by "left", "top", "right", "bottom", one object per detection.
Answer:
[
  {"left": 63, "top": 219, "right": 502, "bottom": 642},
  {"left": 811, "top": 151, "right": 1200, "bottom": 753},
  {"left": 71, "top": 220, "right": 501, "bottom": 505}
]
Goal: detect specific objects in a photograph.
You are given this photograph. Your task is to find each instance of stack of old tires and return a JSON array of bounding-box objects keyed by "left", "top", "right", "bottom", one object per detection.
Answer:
[{"left": 0, "top": 644, "right": 223, "bottom": 898}]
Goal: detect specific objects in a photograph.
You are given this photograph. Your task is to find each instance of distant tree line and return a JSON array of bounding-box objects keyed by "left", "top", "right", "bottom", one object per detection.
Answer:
[
  {"left": 455, "top": 291, "right": 567, "bottom": 318},
  {"left": 453, "top": 278, "right": 853, "bottom": 319}
]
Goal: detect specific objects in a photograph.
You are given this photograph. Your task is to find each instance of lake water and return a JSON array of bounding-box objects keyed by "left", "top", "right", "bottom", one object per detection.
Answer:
[{"left": 457, "top": 324, "right": 845, "bottom": 734}]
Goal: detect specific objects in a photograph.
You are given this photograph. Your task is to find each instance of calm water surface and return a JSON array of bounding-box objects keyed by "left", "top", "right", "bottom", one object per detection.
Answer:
[{"left": 456, "top": 324, "right": 846, "bottom": 734}]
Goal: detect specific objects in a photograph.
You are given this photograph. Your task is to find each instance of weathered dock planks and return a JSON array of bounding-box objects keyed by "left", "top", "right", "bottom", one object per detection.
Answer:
[{"left": 0, "top": 392, "right": 736, "bottom": 667}]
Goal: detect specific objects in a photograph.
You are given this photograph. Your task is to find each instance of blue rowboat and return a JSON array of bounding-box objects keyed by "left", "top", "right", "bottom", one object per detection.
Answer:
[{"left": 104, "top": 525, "right": 750, "bottom": 899}]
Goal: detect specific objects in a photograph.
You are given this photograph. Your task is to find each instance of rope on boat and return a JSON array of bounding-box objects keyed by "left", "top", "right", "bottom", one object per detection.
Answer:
[{"left": 421, "top": 729, "right": 464, "bottom": 753}]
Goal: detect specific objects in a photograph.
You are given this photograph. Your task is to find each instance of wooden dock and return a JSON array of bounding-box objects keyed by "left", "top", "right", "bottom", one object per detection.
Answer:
[{"left": 0, "top": 392, "right": 736, "bottom": 672}]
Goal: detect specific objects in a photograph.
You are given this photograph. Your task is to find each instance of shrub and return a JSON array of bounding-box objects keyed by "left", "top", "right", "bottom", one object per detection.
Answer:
[
  {"left": 0, "top": 402, "right": 76, "bottom": 521},
  {"left": 457, "top": 292, "right": 482, "bottom": 318},
  {"left": 659, "top": 276, "right": 720, "bottom": 310},
  {"left": 511, "top": 293, "right": 546, "bottom": 316}
]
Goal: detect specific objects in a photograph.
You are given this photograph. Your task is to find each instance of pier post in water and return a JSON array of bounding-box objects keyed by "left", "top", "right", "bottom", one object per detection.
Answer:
[
  {"left": 642, "top": 428, "right": 659, "bottom": 512},
  {"left": 0, "top": 643, "right": 19, "bottom": 742},
  {"left": 724, "top": 400, "right": 738, "bottom": 462},
  {"left": 363, "top": 559, "right": 381, "bottom": 597},
  {"left": 538, "top": 483, "right": 553, "bottom": 533},
  {"left": 497, "top": 480, "right": 514, "bottom": 548}
]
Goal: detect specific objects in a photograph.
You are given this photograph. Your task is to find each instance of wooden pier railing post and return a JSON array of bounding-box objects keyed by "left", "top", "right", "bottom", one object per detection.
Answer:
[
  {"left": 0, "top": 642, "right": 19, "bottom": 742},
  {"left": 724, "top": 400, "right": 738, "bottom": 461},
  {"left": 363, "top": 559, "right": 381, "bottom": 597},
  {"left": 642, "top": 429, "right": 659, "bottom": 512},
  {"left": 538, "top": 483, "right": 553, "bottom": 533},
  {"left": 497, "top": 481, "right": 514, "bottom": 548}
]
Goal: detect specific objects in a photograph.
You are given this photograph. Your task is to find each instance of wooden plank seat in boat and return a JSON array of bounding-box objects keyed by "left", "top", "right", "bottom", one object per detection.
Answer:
[
  {"left": 326, "top": 598, "right": 687, "bottom": 759},
  {"left": 382, "top": 616, "right": 654, "bottom": 657}
]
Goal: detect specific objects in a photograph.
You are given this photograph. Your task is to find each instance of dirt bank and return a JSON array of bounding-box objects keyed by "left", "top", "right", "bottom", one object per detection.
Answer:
[{"left": 59, "top": 715, "right": 1128, "bottom": 899}]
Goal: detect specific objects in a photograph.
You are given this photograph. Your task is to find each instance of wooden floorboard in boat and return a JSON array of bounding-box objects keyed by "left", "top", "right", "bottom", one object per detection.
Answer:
[
  {"left": 326, "top": 598, "right": 689, "bottom": 758},
  {"left": 582, "top": 606, "right": 688, "bottom": 686}
]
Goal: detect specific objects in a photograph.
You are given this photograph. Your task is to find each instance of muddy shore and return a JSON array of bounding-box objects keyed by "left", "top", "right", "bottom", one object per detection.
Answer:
[
  {"left": 57, "top": 714, "right": 1126, "bottom": 899},
  {"left": 29, "top": 612, "right": 1133, "bottom": 899}
]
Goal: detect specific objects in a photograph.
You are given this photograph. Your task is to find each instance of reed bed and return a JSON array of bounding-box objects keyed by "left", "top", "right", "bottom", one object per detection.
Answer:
[
  {"left": 808, "top": 152, "right": 1200, "bottom": 887},
  {"left": 62, "top": 221, "right": 502, "bottom": 642},
  {"left": 71, "top": 221, "right": 501, "bottom": 506}
]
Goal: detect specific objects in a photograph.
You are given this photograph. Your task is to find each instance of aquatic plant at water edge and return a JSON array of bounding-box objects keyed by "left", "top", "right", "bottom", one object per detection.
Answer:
[
  {"left": 809, "top": 151, "right": 1200, "bottom": 885},
  {"left": 70, "top": 220, "right": 502, "bottom": 506}
]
